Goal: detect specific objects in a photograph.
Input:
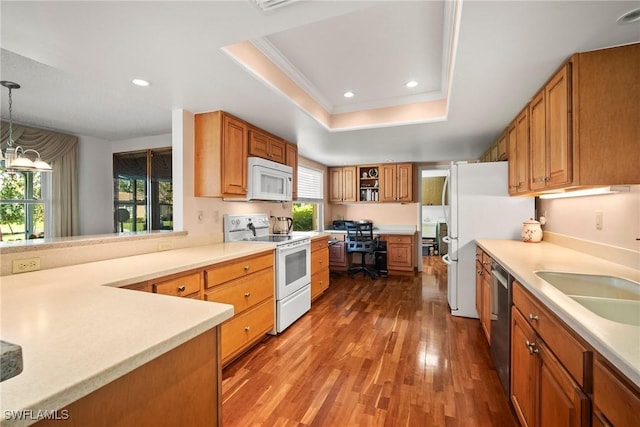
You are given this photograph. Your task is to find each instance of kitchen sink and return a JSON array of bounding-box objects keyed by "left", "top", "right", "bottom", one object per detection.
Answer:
[
  {"left": 534, "top": 271, "right": 640, "bottom": 327},
  {"left": 569, "top": 296, "right": 640, "bottom": 327}
]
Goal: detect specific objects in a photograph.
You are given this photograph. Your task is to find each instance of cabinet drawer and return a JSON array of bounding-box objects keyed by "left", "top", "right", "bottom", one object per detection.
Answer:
[
  {"left": 221, "top": 299, "right": 274, "bottom": 363},
  {"left": 204, "top": 267, "right": 273, "bottom": 315},
  {"left": 153, "top": 272, "right": 201, "bottom": 297},
  {"left": 594, "top": 357, "right": 640, "bottom": 427},
  {"left": 311, "top": 237, "right": 329, "bottom": 253},
  {"left": 513, "top": 282, "right": 592, "bottom": 389},
  {"left": 386, "top": 235, "right": 412, "bottom": 244},
  {"left": 311, "top": 248, "right": 329, "bottom": 275},
  {"left": 311, "top": 268, "right": 330, "bottom": 300},
  {"left": 205, "top": 252, "right": 273, "bottom": 288}
]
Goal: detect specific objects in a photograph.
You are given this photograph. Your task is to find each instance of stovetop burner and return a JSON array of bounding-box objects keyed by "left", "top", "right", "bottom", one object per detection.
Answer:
[{"left": 224, "top": 213, "right": 309, "bottom": 246}]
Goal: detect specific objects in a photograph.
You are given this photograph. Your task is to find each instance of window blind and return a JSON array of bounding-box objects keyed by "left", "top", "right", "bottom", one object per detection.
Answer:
[{"left": 297, "top": 165, "right": 323, "bottom": 201}]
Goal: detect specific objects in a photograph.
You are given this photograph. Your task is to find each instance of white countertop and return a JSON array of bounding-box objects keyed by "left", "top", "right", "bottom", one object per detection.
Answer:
[
  {"left": 0, "top": 242, "right": 276, "bottom": 427},
  {"left": 476, "top": 239, "right": 640, "bottom": 387}
]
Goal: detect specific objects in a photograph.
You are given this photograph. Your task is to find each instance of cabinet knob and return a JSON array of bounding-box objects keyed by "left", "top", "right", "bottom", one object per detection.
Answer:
[
  {"left": 477, "top": 270, "right": 483, "bottom": 276},
  {"left": 177, "top": 285, "right": 186, "bottom": 292},
  {"left": 244, "top": 326, "right": 251, "bottom": 332},
  {"left": 244, "top": 265, "right": 250, "bottom": 272},
  {"left": 526, "top": 340, "right": 539, "bottom": 355},
  {"left": 244, "top": 292, "right": 251, "bottom": 298},
  {"left": 528, "top": 314, "right": 539, "bottom": 321}
]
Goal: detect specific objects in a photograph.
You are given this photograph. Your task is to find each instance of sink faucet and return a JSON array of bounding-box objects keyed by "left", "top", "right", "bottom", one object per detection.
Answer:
[{"left": 247, "top": 220, "right": 256, "bottom": 237}]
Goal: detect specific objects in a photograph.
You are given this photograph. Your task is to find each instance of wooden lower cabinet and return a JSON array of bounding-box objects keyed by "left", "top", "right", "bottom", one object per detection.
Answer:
[
  {"left": 476, "top": 246, "right": 492, "bottom": 342},
  {"left": 593, "top": 357, "right": 640, "bottom": 427},
  {"left": 386, "top": 235, "right": 415, "bottom": 273},
  {"left": 511, "top": 307, "right": 537, "bottom": 427},
  {"left": 537, "top": 339, "right": 590, "bottom": 427},
  {"left": 36, "top": 329, "right": 221, "bottom": 427},
  {"left": 511, "top": 281, "right": 591, "bottom": 427},
  {"left": 329, "top": 236, "right": 347, "bottom": 271},
  {"left": 203, "top": 250, "right": 275, "bottom": 366},
  {"left": 311, "top": 237, "right": 330, "bottom": 300},
  {"left": 220, "top": 299, "right": 274, "bottom": 363}
]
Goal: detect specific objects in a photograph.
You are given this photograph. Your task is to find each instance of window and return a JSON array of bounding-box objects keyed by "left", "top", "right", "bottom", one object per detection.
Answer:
[
  {"left": 292, "top": 165, "right": 323, "bottom": 231},
  {"left": 113, "top": 148, "right": 172, "bottom": 233},
  {"left": 0, "top": 171, "right": 49, "bottom": 241}
]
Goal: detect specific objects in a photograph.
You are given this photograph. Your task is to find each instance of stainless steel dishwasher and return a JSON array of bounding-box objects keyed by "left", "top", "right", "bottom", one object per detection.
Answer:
[{"left": 490, "top": 260, "right": 512, "bottom": 397}]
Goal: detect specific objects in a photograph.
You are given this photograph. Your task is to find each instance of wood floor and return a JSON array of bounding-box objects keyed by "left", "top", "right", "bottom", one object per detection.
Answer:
[{"left": 221, "top": 257, "right": 518, "bottom": 426}]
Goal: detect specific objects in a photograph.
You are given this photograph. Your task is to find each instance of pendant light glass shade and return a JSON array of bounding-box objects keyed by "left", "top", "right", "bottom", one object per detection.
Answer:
[{"left": 1, "top": 81, "right": 53, "bottom": 173}]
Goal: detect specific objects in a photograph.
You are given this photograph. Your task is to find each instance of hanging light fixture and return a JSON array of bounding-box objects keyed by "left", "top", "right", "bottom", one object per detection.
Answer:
[{"left": 1, "top": 81, "right": 52, "bottom": 172}]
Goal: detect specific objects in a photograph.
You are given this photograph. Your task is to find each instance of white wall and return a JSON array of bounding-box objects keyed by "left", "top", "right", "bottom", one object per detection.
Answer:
[
  {"left": 79, "top": 133, "right": 174, "bottom": 235},
  {"left": 78, "top": 135, "right": 113, "bottom": 235},
  {"left": 538, "top": 185, "right": 640, "bottom": 251}
]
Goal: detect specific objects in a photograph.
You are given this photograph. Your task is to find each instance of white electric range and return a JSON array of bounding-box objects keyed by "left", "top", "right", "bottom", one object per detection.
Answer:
[{"left": 223, "top": 213, "right": 311, "bottom": 334}]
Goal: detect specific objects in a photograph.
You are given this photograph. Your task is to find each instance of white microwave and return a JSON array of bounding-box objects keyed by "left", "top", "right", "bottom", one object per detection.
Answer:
[{"left": 245, "top": 157, "right": 293, "bottom": 202}]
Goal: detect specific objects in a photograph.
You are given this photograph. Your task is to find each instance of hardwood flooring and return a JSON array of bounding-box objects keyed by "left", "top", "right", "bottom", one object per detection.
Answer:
[{"left": 221, "top": 256, "right": 518, "bottom": 426}]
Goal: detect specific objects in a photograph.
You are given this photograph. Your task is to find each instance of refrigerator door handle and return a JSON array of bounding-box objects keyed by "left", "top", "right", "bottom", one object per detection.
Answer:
[
  {"left": 442, "top": 253, "right": 452, "bottom": 265},
  {"left": 442, "top": 173, "right": 450, "bottom": 228}
]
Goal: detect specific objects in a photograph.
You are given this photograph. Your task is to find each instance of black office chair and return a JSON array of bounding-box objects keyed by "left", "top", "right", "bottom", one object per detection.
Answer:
[{"left": 345, "top": 221, "right": 378, "bottom": 279}]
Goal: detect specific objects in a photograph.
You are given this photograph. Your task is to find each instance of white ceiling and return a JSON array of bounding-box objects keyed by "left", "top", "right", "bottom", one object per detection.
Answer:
[{"left": 1, "top": 1, "right": 638, "bottom": 166}]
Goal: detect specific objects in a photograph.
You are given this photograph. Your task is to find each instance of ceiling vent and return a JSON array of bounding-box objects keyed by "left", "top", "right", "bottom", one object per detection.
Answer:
[{"left": 250, "top": 0, "right": 300, "bottom": 14}]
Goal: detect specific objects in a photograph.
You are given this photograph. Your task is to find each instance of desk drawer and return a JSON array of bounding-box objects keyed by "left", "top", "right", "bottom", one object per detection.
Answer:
[{"left": 386, "top": 235, "right": 412, "bottom": 244}]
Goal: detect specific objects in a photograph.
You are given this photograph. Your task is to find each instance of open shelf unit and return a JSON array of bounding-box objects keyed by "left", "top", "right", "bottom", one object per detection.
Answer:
[{"left": 358, "top": 165, "right": 379, "bottom": 202}]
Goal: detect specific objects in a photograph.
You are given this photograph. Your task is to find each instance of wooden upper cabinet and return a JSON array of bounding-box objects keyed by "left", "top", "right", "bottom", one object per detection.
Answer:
[
  {"left": 572, "top": 43, "right": 639, "bottom": 186},
  {"left": 497, "top": 131, "right": 508, "bottom": 161},
  {"left": 530, "top": 64, "right": 572, "bottom": 191},
  {"left": 248, "top": 128, "right": 286, "bottom": 164},
  {"left": 329, "top": 167, "right": 357, "bottom": 202},
  {"left": 380, "top": 163, "right": 413, "bottom": 202},
  {"left": 508, "top": 108, "right": 530, "bottom": 195},
  {"left": 285, "top": 142, "right": 298, "bottom": 200},
  {"left": 195, "top": 111, "right": 248, "bottom": 197}
]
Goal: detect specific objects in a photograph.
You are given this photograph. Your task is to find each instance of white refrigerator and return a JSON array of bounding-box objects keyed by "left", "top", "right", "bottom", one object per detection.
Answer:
[{"left": 441, "top": 162, "right": 534, "bottom": 318}]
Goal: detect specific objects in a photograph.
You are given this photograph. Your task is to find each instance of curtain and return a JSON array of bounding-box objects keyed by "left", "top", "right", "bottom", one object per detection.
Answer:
[{"left": 1, "top": 121, "right": 79, "bottom": 237}]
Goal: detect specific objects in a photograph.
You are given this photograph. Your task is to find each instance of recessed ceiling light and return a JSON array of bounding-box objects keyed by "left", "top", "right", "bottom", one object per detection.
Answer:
[
  {"left": 405, "top": 80, "right": 419, "bottom": 88},
  {"left": 617, "top": 7, "right": 640, "bottom": 24},
  {"left": 131, "top": 78, "right": 150, "bottom": 87},
  {"left": 343, "top": 91, "right": 355, "bottom": 98}
]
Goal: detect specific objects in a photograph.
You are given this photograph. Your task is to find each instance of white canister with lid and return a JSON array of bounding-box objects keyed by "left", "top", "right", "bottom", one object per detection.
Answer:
[{"left": 521, "top": 218, "right": 543, "bottom": 243}]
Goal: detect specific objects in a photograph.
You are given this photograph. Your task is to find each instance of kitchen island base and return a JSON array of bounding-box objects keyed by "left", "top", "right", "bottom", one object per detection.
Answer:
[{"left": 34, "top": 328, "right": 221, "bottom": 427}]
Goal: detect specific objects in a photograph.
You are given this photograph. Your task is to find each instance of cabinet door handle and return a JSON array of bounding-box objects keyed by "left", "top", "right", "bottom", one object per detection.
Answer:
[
  {"left": 244, "top": 292, "right": 251, "bottom": 298},
  {"left": 528, "top": 314, "right": 539, "bottom": 321},
  {"left": 525, "top": 340, "right": 539, "bottom": 355},
  {"left": 177, "top": 285, "right": 186, "bottom": 292}
]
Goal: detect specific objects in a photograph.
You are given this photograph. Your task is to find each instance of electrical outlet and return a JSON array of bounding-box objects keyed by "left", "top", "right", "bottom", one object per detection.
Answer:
[
  {"left": 595, "top": 211, "right": 603, "bottom": 230},
  {"left": 158, "top": 242, "right": 173, "bottom": 251},
  {"left": 12, "top": 257, "right": 41, "bottom": 274}
]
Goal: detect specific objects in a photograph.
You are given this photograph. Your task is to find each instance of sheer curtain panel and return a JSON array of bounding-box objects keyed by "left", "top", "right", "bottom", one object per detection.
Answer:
[{"left": 1, "top": 122, "right": 79, "bottom": 237}]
